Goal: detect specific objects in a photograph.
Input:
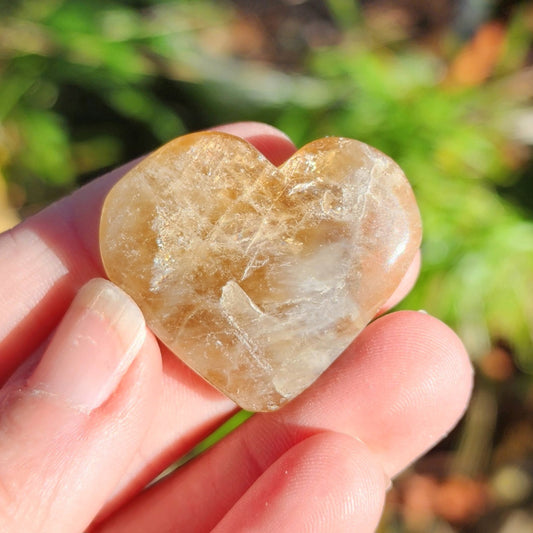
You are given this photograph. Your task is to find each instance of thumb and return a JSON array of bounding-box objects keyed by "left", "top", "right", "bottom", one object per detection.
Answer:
[{"left": 0, "top": 278, "right": 161, "bottom": 533}]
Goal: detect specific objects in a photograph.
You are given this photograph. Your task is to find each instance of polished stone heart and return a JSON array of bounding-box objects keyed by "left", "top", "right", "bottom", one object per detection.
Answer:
[{"left": 99, "top": 132, "right": 421, "bottom": 411}]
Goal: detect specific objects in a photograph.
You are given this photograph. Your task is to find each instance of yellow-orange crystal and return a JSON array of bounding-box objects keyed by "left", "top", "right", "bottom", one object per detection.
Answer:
[{"left": 99, "top": 132, "right": 421, "bottom": 411}]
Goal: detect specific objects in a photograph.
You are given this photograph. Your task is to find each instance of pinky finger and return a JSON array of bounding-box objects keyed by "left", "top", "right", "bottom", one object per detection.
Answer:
[{"left": 213, "top": 432, "right": 388, "bottom": 533}]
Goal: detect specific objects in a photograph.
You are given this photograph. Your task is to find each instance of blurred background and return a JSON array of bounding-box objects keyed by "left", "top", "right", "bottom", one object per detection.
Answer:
[{"left": 1, "top": 0, "right": 532, "bottom": 530}]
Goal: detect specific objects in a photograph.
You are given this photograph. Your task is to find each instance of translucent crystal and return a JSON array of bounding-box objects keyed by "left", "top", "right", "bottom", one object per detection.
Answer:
[{"left": 99, "top": 132, "right": 421, "bottom": 411}]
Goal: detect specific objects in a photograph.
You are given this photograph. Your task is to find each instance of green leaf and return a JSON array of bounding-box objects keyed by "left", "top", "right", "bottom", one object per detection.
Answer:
[{"left": 12, "top": 108, "right": 75, "bottom": 186}]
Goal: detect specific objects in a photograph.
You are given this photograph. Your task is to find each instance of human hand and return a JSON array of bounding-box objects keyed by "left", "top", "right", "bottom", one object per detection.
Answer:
[{"left": 0, "top": 122, "right": 473, "bottom": 532}]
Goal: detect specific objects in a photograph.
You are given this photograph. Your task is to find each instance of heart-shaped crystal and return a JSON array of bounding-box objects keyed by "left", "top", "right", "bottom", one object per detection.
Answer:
[{"left": 100, "top": 132, "right": 421, "bottom": 411}]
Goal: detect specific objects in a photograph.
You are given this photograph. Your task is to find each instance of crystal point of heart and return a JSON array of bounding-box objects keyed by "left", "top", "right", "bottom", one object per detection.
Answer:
[{"left": 99, "top": 132, "right": 421, "bottom": 411}]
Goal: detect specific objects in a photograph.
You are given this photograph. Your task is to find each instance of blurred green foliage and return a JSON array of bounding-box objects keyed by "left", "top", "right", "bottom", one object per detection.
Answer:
[{"left": 1, "top": 0, "right": 532, "bottom": 372}]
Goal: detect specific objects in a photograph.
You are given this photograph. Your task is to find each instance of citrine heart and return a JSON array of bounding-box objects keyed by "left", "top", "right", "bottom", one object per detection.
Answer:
[{"left": 99, "top": 132, "right": 421, "bottom": 411}]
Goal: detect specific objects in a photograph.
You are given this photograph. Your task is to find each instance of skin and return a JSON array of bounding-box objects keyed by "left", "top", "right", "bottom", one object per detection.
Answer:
[{"left": 0, "top": 122, "right": 473, "bottom": 532}]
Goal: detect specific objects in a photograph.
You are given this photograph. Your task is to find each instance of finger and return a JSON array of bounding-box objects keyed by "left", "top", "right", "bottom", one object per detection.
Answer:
[
  {"left": 0, "top": 279, "right": 161, "bottom": 533},
  {"left": 208, "top": 121, "right": 296, "bottom": 166},
  {"left": 212, "top": 432, "right": 386, "bottom": 533},
  {"left": 97, "top": 311, "right": 472, "bottom": 532},
  {"left": 0, "top": 122, "right": 296, "bottom": 381}
]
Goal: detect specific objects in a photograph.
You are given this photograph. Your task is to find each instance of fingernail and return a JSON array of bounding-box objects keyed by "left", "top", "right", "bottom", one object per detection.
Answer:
[{"left": 28, "top": 278, "right": 146, "bottom": 412}]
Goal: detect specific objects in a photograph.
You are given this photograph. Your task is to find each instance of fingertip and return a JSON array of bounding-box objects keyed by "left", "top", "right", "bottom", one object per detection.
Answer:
[
  {"left": 27, "top": 279, "right": 146, "bottom": 413},
  {"left": 378, "top": 310, "right": 474, "bottom": 401},
  {"left": 355, "top": 310, "right": 474, "bottom": 475},
  {"left": 209, "top": 121, "right": 293, "bottom": 143},
  {"left": 210, "top": 121, "right": 297, "bottom": 165},
  {"left": 281, "top": 309, "right": 473, "bottom": 478}
]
